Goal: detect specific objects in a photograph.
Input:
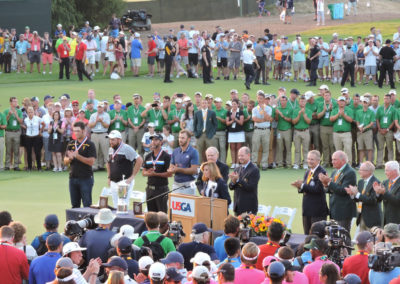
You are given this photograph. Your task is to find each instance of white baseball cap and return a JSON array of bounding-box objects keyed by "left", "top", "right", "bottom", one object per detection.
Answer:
[
  {"left": 190, "top": 252, "right": 211, "bottom": 265},
  {"left": 205, "top": 94, "right": 214, "bottom": 99},
  {"left": 256, "top": 90, "right": 265, "bottom": 96},
  {"left": 183, "top": 97, "right": 191, "bottom": 102},
  {"left": 214, "top": 97, "right": 223, "bottom": 103},
  {"left": 175, "top": 98, "right": 183, "bottom": 104},
  {"left": 389, "top": 89, "right": 397, "bottom": 95},
  {"left": 134, "top": 32, "right": 140, "bottom": 38},
  {"left": 139, "top": 256, "right": 154, "bottom": 270},
  {"left": 230, "top": 89, "right": 238, "bottom": 94},
  {"left": 337, "top": 96, "right": 347, "bottom": 101},
  {"left": 225, "top": 100, "right": 232, "bottom": 106},
  {"left": 319, "top": 84, "right": 329, "bottom": 90},
  {"left": 62, "top": 242, "right": 86, "bottom": 256},
  {"left": 192, "top": 265, "right": 210, "bottom": 280},
  {"left": 94, "top": 26, "right": 100, "bottom": 31},
  {"left": 107, "top": 130, "right": 122, "bottom": 139},
  {"left": 360, "top": 96, "right": 370, "bottom": 103},
  {"left": 341, "top": 87, "right": 349, "bottom": 93},
  {"left": 120, "top": 224, "right": 139, "bottom": 240},
  {"left": 304, "top": 91, "right": 315, "bottom": 100},
  {"left": 149, "top": 262, "right": 166, "bottom": 281}
]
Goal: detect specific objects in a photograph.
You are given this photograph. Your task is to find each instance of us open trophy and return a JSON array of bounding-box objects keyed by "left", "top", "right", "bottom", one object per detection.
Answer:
[{"left": 116, "top": 175, "right": 129, "bottom": 214}]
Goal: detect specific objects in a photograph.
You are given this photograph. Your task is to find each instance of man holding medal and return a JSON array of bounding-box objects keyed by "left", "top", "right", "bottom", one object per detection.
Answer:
[
  {"left": 291, "top": 150, "right": 328, "bottom": 235},
  {"left": 65, "top": 121, "right": 96, "bottom": 208},
  {"left": 142, "top": 133, "right": 172, "bottom": 213},
  {"left": 106, "top": 130, "right": 142, "bottom": 187}
]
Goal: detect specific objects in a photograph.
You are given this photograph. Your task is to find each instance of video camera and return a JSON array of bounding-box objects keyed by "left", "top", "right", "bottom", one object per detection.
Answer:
[
  {"left": 167, "top": 221, "right": 185, "bottom": 246},
  {"left": 238, "top": 214, "right": 251, "bottom": 244},
  {"left": 64, "top": 215, "right": 97, "bottom": 241},
  {"left": 368, "top": 246, "right": 400, "bottom": 272}
]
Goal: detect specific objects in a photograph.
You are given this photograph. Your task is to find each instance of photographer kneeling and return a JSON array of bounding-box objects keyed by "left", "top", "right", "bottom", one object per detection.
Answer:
[{"left": 368, "top": 242, "right": 400, "bottom": 284}]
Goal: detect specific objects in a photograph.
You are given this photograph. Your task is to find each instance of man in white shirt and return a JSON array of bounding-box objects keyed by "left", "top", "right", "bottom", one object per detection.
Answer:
[
  {"left": 364, "top": 39, "right": 379, "bottom": 85},
  {"left": 100, "top": 31, "right": 109, "bottom": 69},
  {"left": 242, "top": 43, "right": 259, "bottom": 90},
  {"left": 84, "top": 36, "right": 97, "bottom": 76},
  {"left": 393, "top": 26, "right": 400, "bottom": 42}
]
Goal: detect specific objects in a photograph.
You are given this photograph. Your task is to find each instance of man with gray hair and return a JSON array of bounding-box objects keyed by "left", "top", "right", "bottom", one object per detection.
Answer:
[
  {"left": 373, "top": 160, "right": 400, "bottom": 224},
  {"left": 319, "top": 150, "right": 357, "bottom": 233},
  {"left": 383, "top": 223, "right": 400, "bottom": 244},
  {"left": 345, "top": 161, "right": 382, "bottom": 231}
]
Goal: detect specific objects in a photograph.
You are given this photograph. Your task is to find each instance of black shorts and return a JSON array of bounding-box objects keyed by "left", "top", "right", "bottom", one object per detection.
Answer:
[
  {"left": 147, "top": 56, "right": 156, "bottom": 65},
  {"left": 159, "top": 59, "right": 165, "bottom": 68},
  {"left": 217, "top": 57, "right": 228, "bottom": 68},
  {"left": 189, "top": 53, "right": 198, "bottom": 66},
  {"left": 30, "top": 51, "right": 41, "bottom": 64},
  {"left": 0, "top": 54, "right": 3, "bottom": 64},
  {"left": 306, "top": 58, "right": 311, "bottom": 70}
]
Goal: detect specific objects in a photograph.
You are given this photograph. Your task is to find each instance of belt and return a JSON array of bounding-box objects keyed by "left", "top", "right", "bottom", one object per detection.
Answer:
[
  {"left": 6, "top": 129, "right": 20, "bottom": 132},
  {"left": 383, "top": 59, "right": 393, "bottom": 62},
  {"left": 255, "top": 127, "right": 270, "bottom": 130},
  {"left": 335, "top": 131, "right": 349, "bottom": 133},
  {"left": 91, "top": 132, "right": 107, "bottom": 134},
  {"left": 359, "top": 129, "right": 372, "bottom": 133},
  {"left": 295, "top": 128, "right": 309, "bottom": 132},
  {"left": 321, "top": 55, "right": 329, "bottom": 57},
  {"left": 147, "top": 185, "right": 169, "bottom": 190}
]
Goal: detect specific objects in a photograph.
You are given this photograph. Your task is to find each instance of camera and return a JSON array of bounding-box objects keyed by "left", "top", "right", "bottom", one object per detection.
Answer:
[
  {"left": 280, "top": 231, "right": 292, "bottom": 246},
  {"left": 167, "top": 221, "right": 185, "bottom": 246},
  {"left": 176, "top": 93, "right": 184, "bottom": 98},
  {"left": 368, "top": 246, "right": 400, "bottom": 272},
  {"left": 238, "top": 214, "right": 251, "bottom": 244},
  {"left": 64, "top": 215, "right": 97, "bottom": 241}
]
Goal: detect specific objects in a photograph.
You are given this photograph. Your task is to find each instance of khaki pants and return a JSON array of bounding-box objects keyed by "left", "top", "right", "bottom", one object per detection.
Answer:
[
  {"left": 252, "top": 128, "right": 270, "bottom": 167},
  {"left": 197, "top": 133, "right": 216, "bottom": 163},
  {"left": 309, "top": 124, "right": 320, "bottom": 150},
  {"left": 172, "top": 132, "right": 179, "bottom": 148},
  {"left": 276, "top": 129, "right": 292, "bottom": 166},
  {"left": 268, "top": 128, "right": 276, "bottom": 164},
  {"left": 5, "top": 130, "right": 20, "bottom": 168},
  {"left": 91, "top": 133, "right": 109, "bottom": 169},
  {"left": 294, "top": 129, "right": 310, "bottom": 166},
  {"left": 245, "top": 131, "right": 253, "bottom": 149},
  {"left": 121, "top": 131, "right": 127, "bottom": 144},
  {"left": 214, "top": 131, "right": 227, "bottom": 163},
  {"left": 333, "top": 132, "right": 352, "bottom": 162},
  {"left": 128, "top": 127, "right": 144, "bottom": 156},
  {"left": 0, "top": 137, "right": 4, "bottom": 169},
  {"left": 320, "top": 125, "right": 334, "bottom": 166},
  {"left": 377, "top": 130, "right": 394, "bottom": 167}
]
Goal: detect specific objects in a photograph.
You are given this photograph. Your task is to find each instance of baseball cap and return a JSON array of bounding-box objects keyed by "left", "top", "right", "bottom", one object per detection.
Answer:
[
  {"left": 262, "top": 256, "right": 278, "bottom": 267},
  {"left": 98, "top": 101, "right": 105, "bottom": 108},
  {"left": 44, "top": 95, "right": 54, "bottom": 101},
  {"left": 161, "top": 251, "right": 184, "bottom": 265},
  {"left": 45, "top": 214, "right": 59, "bottom": 227},
  {"left": 64, "top": 108, "right": 73, "bottom": 113},
  {"left": 72, "top": 100, "right": 79, "bottom": 105},
  {"left": 355, "top": 231, "right": 374, "bottom": 246},
  {"left": 268, "top": 261, "right": 285, "bottom": 279},
  {"left": 120, "top": 224, "right": 139, "bottom": 240},
  {"left": 386, "top": 39, "right": 392, "bottom": 44},
  {"left": 343, "top": 273, "right": 362, "bottom": 284},
  {"left": 360, "top": 96, "right": 370, "bottom": 103},
  {"left": 304, "top": 238, "right": 327, "bottom": 251},
  {"left": 337, "top": 96, "right": 347, "bottom": 101},
  {"left": 149, "top": 134, "right": 163, "bottom": 140},
  {"left": 114, "top": 99, "right": 122, "bottom": 104},
  {"left": 319, "top": 84, "right": 329, "bottom": 90},
  {"left": 31, "top": 96, "right": 39, "bottom": 102},
  {"left": 280, "top": 260, "right": 301, "bottom": 272},
  {"left": 94, "top": 26, "right": 100, "bottom": 31},
  {"left": 118, "top": 236, "right": 133, "bottom": 253},
  {"left": 384, "top": 223, "right": 400, "bottom": 239},
  {"left": 60, "top": 95, "right": 68, "bottom": 100},
  {"left": 139, "top": 256, "right": 154, "bottom": 270},
  {"left": 54, "top": 102, "right": 61, "bottom": 107},
  {"left": 341, "top": 87, "right": 349, "bottom": 93},
  {"left": 46, "top": 233, "right": 63, "bottom": 247},
  {"left": 257, "top": 90, "right": 265, "bottom": 96},
  {"left": 290, "top": 88, "right": 300, "bottom": 95},
  {"left": 278, "top": 86, "right": 286, "bottom": 91},
  {"left": 195, "top": 91, "right": 203, "bottom": 97},
  {"left": 166, "top": 267, "right": 184, "bottom": 281},
  {"left": 107, "top": 130, "right": 122, "bottom": 139},
  {"left": 304, "top": 91, "right": 315, "bottom": 101},
  {"left": 230, "top": 89, "right": 238, "bottom": 94},
  {"left": 190, "top": 252, "right": 211, "bottom": 265},
  {"left": 217, "top": 262, "right": 235, "bottom": 279},
  {"left": 192, "top": 266, "right": 210, "bottom": 281},
  {"left": 86, "top": 99, "right": 94, "bottom": 104},
  {"left": 134, "top": 32, "right": 140, "bottom": 37},
  {"left": 56, "top": 257, "right": 74, "bottom": 269},
  {"left": 149, "top": 262, "right": 166, "bottom": 281},
  {"left": 192, "top": 223, "right": 211, "bottom": 234},
  {"left": 148, "top": 122, "right": 155, "bottom": 128},
  {"left": 225, "top": 100, "right": 232, "bottom": 106},
  {"left": 175, "top": 98, "right": 183, "bottom": 104},
  {"left": 214, "top": 97, "right": 223, "bottom": 103},
  {"left": 183, "top": 97, "right": 191, "bottom": 102},
  {"left": 389, "top": 89, "right": 397, "bottom": 95},
  {"left": 205, "top": 94, "right": 214, "bottom": 99},
  {"left": 62, "top": 242, "right": 86, "bottom": 256},
  {"left": 103, "top": 256, "right": 128, "bottom": 271}
]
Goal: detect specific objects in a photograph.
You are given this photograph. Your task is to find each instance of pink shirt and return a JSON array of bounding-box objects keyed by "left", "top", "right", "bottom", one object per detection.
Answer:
[
  {"left": 260, "top": 271, "right": 309, "bottom": 284},
  {"left": 235, "top": 265, "right": 265, "bottom": 284},
  {"left": 303, "top": 256, "right": 339, "bottom": 284},
  {"left": 30, "top": 37, "right": 41, "bottom": 52}
]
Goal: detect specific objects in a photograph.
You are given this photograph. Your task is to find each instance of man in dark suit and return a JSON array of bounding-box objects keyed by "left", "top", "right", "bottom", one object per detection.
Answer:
[
  {"left": 373, "top": 161, "right": 400, "bottom": 224},
  {"left": 193, "top": 99, "right": 218, "bottom": 163},
  {"left": 229, "top": 146, "right": 260, "bottom": 215},
  {"left": 196, "top": 147, "right": 229, "bottom": 192},
  {"left": 291, "top": 150, "right": 329, "bottom": 235},
  {"left": 319, "top": 150, "right": 357, "bottom": 233},
  {"left": 345, "top": 161, "right": 382, "bottom": 231}
]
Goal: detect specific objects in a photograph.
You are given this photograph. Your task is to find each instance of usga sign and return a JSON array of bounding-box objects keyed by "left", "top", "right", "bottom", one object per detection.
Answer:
[{"left": 170, "top": 196, "right": 195, "bottom": 217}]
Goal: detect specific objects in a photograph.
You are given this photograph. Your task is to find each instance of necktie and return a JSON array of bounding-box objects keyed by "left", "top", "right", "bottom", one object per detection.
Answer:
[
  {"left": 202, "top": 110, "right": 207, "bottom": 132},
  {"left": 334, "top": 170, "right": 341, "bottom": 182},
  {"left": 389, "top": 180, "right": 394, "bottom": 191},
  {"left": 362, "top": 180, "right": 367, "bottom": 195},
  {"left": 306, "top": 170, "right": 313, "bottom": 184}
]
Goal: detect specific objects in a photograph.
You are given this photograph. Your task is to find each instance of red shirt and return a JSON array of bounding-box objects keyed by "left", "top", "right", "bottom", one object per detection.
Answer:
[
  {"left": 255, "top": 241, "right": 280, "bottom": 270},
  {"left": 390, "top": 276, "right": 400, "bottom": 284},
  {"left": 0, "top": 243, "right": 29, "bottom": 283},
  {"left": 178, "top": 38, "right": 189, "bottom": 57},
  {"left": 57, "top": 43, "right": 70, "bottom": 58},
  {"left": 342, "top": 251, "right": 370, "bottom": 284},
  {"left": 75, "top": 42, "right": 87, "bottom": 60},
  {"left": 147, "top": 40, "right": 157, "bottom": 57}
]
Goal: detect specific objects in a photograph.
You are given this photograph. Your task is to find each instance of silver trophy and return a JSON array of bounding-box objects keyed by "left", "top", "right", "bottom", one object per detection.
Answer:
[{"left": 117, "top": 176, "right": 129, "bottom": 214}]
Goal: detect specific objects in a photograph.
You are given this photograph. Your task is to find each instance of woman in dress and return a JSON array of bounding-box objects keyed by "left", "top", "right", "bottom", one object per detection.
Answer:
[
  {"left": 24, "top": 106, "right": 43, "bottom": 171},
  {"left": 226, "top": 99, "right": 244, "bottom": 168},
  {"left": 356, "top": 44, "right": 365, "bottom": 84},
  {"left": 114, "top": 38, "right": 125, "bottom": 77},
  {"left": 103, "top": 36, "right": 115, "bottom": 76},
  {"left": 48, "top": 111, "right": 64, "bottom": 172},
  {"left": 180, "top": 102, "right": 196, "bottom": 146},
  {"left": 61, "top": 108, "right": 75, "bottom": 152}
]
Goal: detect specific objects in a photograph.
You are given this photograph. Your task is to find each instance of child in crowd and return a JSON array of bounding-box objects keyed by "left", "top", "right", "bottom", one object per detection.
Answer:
[
  {"left": 161, "top": 125, "right": 174, "bottom": 155},
  {"left": 142, "top": 122, "right": 156, "bottom": 157}
]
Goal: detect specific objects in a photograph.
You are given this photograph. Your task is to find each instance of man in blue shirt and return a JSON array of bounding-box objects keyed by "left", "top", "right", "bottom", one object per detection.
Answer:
[
  {"left": 29, "top": 233, "right": 63, "bottom": 284},
  {"left": 216, "top": 35, "right": 229, "bottom": 80},
  {"left": 131, "top": 32, "right": 143, "bottom": 77},
  {"left": 168, "top": 129, "right": 200, "bottom": 195},
  {"left": 217, "top": 238, "right": 242, "bottom": 268},
  {"left": 79, "top": 208, "right": 116, "bottom": 265},
  {"left": 214, "top": 215, "right": 240, "bottom": 261},
  {"left": 31, "top": 214, "right": 70, "bottom": 254}
]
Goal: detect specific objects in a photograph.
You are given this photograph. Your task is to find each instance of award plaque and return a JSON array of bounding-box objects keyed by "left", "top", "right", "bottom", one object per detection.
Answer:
[
  {"left": 99, "top": 196, "right": 108, "bottom": 209},
  {"left": 133, "top": 201, "right": 143, "bottom": 215}
]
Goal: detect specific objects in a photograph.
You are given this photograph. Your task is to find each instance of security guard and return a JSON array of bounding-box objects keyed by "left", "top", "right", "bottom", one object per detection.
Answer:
[
  {"left": 164, "top": 36, "right": 175, "bottom": 83},
  {"left": 341, "top": 44, "right": 357, "bottom": 87},
  {"left": 378, "top": 39, "right": 396, "bottom": 89}
]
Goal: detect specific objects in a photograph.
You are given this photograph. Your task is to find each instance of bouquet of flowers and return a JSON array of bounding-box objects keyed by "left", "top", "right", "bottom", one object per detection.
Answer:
[{"left": 238, "top": 213, "right": 288, "bottom": 237}]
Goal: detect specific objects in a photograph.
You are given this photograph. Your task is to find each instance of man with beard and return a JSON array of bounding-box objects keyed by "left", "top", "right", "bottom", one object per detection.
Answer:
[
  {"left": 106, "top": 130, "right": 142, "bottom": 187},
  {"left": 142, "top": 134, "right": 172, "bottom": 213}
]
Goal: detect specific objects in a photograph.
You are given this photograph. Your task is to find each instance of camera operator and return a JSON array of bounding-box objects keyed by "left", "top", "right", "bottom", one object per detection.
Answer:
[
  {"left": 342, "top": 231, "right": 374, "bottom": 283},
  {"left": 382, "top": 223, "right": 400, "bottom": 246},
  {"left": 79, "top": 208, "right": 116, "bottom": 266},
  {"left": 177, "top": 222, "right": 219, "bottom": 271},
  {"left": 293, "top": 235, "right": 319, "bottom": 270},
  {"left": 369, "top": 243, "right": 400, "bottom": 284},
  {"left": 256, "top": 222, "right": 284, "bottom": 270},
  {"left": 303, "top": 238, "right": 339, "bottom": 284},
  {"left": 213, "top": 215, "right": 240, "bottom": 261}
]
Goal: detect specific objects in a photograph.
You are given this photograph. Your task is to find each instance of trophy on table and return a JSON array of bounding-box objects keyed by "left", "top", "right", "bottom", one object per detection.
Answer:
[{"left": 116, "top": 176, "right": 130, "bottom": 214}]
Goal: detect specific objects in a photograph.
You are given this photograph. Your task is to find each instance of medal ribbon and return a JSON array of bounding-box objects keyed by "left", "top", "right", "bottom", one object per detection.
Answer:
[
  {"left": 111, "top": 142, "right": 124, "bottom": 161},
  {"left": 74, "top": 136, "right": 88, "bottom": 152},
  {"left": 152, "top": 150, "right": 163, "bottom": 168}
]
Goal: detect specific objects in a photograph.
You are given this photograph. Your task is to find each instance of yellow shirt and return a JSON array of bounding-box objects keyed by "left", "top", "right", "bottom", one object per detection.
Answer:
[
  {"left": 69, "top": 38, "right": 77, "bottom": 56},
  {"left": 0, "top": 37, "right": 4, "bottom": 53}
]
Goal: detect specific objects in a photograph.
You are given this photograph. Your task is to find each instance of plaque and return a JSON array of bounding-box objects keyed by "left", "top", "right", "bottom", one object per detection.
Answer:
[
  {"left": 99, "top": 196, "right": 108, "bottom": 209},
  {"left": 133, "top": 201, "right": 143, "bottom": 215}
]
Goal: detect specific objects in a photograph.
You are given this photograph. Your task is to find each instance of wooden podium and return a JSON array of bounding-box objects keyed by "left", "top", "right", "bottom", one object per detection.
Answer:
[{"left": 168, "top": 193, "right": 228, "bottom": 243}]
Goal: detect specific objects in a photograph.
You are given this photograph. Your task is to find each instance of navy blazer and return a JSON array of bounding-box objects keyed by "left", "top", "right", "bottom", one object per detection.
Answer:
[{"left": 193, "top": 109, "right": 218, "bottom": 139}]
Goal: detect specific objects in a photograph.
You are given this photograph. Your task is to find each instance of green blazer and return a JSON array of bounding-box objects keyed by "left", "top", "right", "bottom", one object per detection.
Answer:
[
  {"left": 327, "top": 164, "right": 357, "bottom": 221},
  {"left": 380, "top": 177, "right": 400, "bottom": 224},
  {"left": 355, "top": 175, "right": 382, "bottom": 228}
]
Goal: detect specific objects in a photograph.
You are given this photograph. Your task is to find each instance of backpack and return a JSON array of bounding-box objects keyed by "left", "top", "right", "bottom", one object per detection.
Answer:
[
  {"left": 35, "top": 235, "right": 48, "bottom": 256},
  {"left": 141, "top": 235, "right": 165, "bottom": 261}
]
